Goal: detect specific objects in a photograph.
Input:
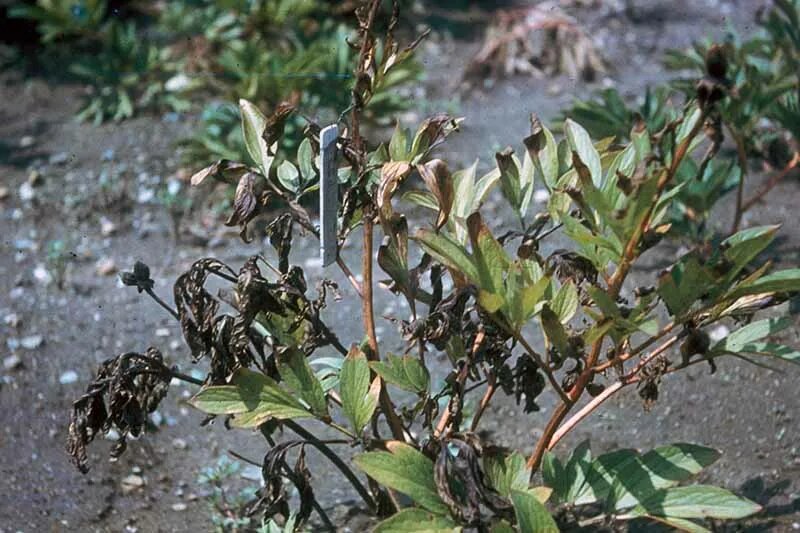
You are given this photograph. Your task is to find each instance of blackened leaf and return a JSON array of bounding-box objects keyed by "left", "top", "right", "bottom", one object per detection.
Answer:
[{"left": 66, "top": 348, "right": 170, "bottom": 473}]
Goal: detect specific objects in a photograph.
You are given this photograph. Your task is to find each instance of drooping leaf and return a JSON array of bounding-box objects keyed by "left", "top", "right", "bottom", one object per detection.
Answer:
[
  {"left": 373, "top": 508, "right": 460, "bottom": 532},
  {"left": 510, "top": 489, "right": 559, "bottom": 533},
  {"left": 339, "top": 347, "right": 380, "bottom": 435},
  {"left": 189, "top": 368, "right": 312, "bottom": 426},
  {"left": 276, "top": 347, "right": 329, "bottom": 418},
  {"left": 354, "top": 441, "right": 449, "bottom": 515}
]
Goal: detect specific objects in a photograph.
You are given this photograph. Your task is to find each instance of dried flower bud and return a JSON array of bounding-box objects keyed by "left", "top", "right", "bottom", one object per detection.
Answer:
[
  {"left": 705, "top": 44, "right": 728, "bottom": 80},
  {"left": 119, "top": 261, "right": 154, "bottom": 293}
]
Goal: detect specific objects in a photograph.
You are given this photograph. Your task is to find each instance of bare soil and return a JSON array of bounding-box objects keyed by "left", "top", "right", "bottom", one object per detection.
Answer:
[{"left": 1, "top": 1, "right": 798, "bottom": 531}]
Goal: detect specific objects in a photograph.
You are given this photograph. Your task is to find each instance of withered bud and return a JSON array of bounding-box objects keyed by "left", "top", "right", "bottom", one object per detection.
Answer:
[
  {"left": 705, "top": 44, "right": 728, "bottom": 80},
  {"left": 119, "top": 261, "right": 154, "bottom": 293},
  {"left": 680, "top": 328, "right": 711, "bottom": 361},
  {"left": 586, "top": 382, "right": 606, "bottom": 397}
]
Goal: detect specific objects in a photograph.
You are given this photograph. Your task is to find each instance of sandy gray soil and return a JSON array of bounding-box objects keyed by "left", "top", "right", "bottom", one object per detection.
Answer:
[{"left": 1, "top": 1, "right": 798, "bottom": 531}]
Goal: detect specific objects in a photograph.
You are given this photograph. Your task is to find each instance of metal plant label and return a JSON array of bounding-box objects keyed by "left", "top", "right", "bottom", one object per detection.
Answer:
[{"left": 319, "top": 124, "right": 339, "bottom": 267}]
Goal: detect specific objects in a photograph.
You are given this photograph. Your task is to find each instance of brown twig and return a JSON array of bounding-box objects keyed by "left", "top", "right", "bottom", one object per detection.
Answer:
[
  {"left": 337, "top": 256, "right": 363, "bottom": 297},
  {"left": 469, "top": 374, "right": 497, "bottom": 431},
  {"left": 350, "top": 0, "right": 406, "bottom": 443},
  {"left": 740, "top": 152, "right": 800, "bottom": 213}
]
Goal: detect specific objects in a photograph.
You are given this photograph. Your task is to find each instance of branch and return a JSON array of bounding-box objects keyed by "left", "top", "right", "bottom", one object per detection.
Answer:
[
  {"left": 740, "top": 152, "right": 800, "bottom": 213},
  {"left": 526, "top": 109, "right": 707, "bottom": 471}
]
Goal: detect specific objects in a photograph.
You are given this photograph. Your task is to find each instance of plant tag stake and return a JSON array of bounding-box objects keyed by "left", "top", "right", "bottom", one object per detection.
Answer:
[{"left": 320, "top": 124, "right": 339, "bottom": 267}]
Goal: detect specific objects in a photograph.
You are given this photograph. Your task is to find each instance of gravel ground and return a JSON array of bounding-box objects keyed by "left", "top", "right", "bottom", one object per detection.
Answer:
[{"left": 1, "top": 1, "right": 798, "bottom": 531}]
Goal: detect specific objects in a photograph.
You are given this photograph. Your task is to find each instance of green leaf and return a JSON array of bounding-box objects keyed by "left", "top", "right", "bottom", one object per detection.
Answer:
[
  {"left": 414, "top": 229, "right": 479, "bottom": 284},
  {"left": 565, "top": 119, "right": 602, "bottom": 186},
  {"left": 189, "top": 368, "right": 312, "bottom": 426},
  {"left": 631, "top": 485, "right": 761, "bottom": 519},
  {"left": 389, "top": 121, "right": 409, "bottom": 161},
  {"left": 339, "top": 347, "right": 379, "bottom": 435},
  {"left": 354, "top": 442, "right": 448, "bottom": 515},
  {"left": 467, "top": 212, "right": 510, "bottom": 298},
  {"left": 297, "top": 138, "right": 316, "bottom": 185},
  {"left": 726, "top": 268, "right": 800, "bottom": 300},
  {"left": 734, "top": 342, "right": 800, "bottom": 365},
  {"left": 371, "top": 354, "right": 430, "bottom": 394},
  {"left": 710, "top": 317, "right": 792, "bottom": 354},
  {"left": 721, "top": 225, "right": 779, "bottom": 279},
  {"left": 551, "top": 282, "right": 579, "bottom": 323},
  {"left": 374, "top": 508, "right": 460, "bottom": 532},
  {"left": 657, "top": 255, "right": 715, "bottom": 316},
  {"left": 484, "top": 451, "right": 531, "bottom": 498},
  {"left": 541, "top": 306, "right": 572, "bottom": 359},
  {"left": 610, "top": 443, "right": 721, "bottom": 510},
  {"left": 277, "top": 160, "right": 300, "bottom": 193},
  {"left": 643, "top": 515, "right": 710, "bottom": 533},
  {"left": 511, "top": 489, "right": 559, "bottom": 533},
  {"left": 541, "top": 451, "right": 567, "bottom": 503},
  {"left": 489, "top": 521, "right": 516, "bottom": 533},
  {"left": 524, "top": 117, "right": 559, "bottom": 190},
  {"left": 572, "top": 449, "right": 638, "bottom": 505},
  {"left": 276, "top": 348, "right": 329, "bottom": 418},
  {"left": 563, "top": 440, "right": 592, "bottom": 503},
  {"left": 496, "top": 148, "right": 521, "bottom": 210},
  {"left": 239, "top": 99, "right": 272, "bottom": 175}
]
